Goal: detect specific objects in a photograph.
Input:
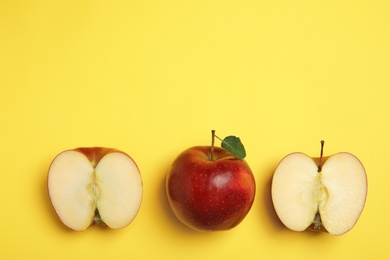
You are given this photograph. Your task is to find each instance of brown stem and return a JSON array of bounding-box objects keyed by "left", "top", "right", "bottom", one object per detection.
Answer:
[
  {"left": 210, "top": 130, "right": 216, "bottom": 161},
  {"left": 318, "top": 140, "right": 325, "bottom": 172}
]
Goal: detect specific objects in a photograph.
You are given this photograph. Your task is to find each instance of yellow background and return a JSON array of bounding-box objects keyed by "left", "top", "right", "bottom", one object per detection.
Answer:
[{"left": 1, "top": 1, "right": 389, "bottom": 259}]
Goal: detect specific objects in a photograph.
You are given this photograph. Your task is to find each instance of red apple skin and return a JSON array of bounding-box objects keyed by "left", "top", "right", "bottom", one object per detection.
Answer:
[
  {"left": 166, "top": 146, "right": 256, "bottom": 231},
  {"left": 73, "top": 147, "right": 121, "bottom": 167}
]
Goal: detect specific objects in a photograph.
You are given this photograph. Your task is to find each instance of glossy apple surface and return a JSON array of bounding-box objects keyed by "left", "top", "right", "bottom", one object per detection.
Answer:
[{"left": 166, "top": 146, "right": 256, "bottom": 231}]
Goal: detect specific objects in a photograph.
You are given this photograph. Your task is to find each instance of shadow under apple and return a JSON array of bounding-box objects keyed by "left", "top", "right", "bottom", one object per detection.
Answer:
[{"left": 261, "top": 165, "right": 286, "bottom": 232}]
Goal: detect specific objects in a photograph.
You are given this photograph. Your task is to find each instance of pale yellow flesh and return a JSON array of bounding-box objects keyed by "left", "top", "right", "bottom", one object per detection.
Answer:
[
  {"left": 48, "top": 151, "right": 142, "bottom": 231},
  {"left": 271, "top": 152, "right": 367, "bottom": 235},
  {"left": 272, "top": 153, "right": 319, "bottom": 231},
  {"left": 48, "top": 151, "right": 95, "bottom": 231},
  {"left": 320, "top": 153, "right": 367, "bottom": 235},
  {"left": 95, "top": 153, "right": 143, "bottom": 229}
]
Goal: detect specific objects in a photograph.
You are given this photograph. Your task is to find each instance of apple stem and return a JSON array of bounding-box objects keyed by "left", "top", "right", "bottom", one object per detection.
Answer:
[
  {"left": 318, "top": 140, "right": 325, "bottom": 172},
  {"left": 210, "top": 130, "right": 216, "bottom": 161}
]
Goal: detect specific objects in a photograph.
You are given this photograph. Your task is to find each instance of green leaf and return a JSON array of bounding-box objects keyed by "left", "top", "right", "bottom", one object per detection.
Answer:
[{"left": 221, "top": 136, "right": 246, "bottom": 159}]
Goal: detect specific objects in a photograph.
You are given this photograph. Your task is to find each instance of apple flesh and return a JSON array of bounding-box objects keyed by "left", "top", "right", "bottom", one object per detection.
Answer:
[
  {"left": 166, "top": 146, "right": 256, "bottom": 231},
  {"left": 48, "top": 147, "right": 143, "bottom": 231},
  {"left": 271, "top": 152, "right": 367, "bottom": 235}
]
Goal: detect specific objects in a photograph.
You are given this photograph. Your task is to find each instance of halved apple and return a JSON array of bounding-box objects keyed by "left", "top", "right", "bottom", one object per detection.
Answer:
[
  {"left": 271, "top": 141, "right": 367, "bottom": 235},
  {"left": 48, "top": 147, "right": 143, "bottom": 231}
]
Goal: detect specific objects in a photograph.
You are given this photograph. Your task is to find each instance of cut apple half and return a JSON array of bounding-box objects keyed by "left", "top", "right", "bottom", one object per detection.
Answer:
[
  {"left": 48, "top": 147, "right": 143, "bottom": 231},
  {"left": 271, "top": 143, "right": 367, "bottom": 236}
]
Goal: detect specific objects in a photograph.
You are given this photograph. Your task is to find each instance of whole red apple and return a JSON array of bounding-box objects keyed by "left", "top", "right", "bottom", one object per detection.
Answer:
[{"left": 166, "top": 144, "right": 256, "bottom": 231}]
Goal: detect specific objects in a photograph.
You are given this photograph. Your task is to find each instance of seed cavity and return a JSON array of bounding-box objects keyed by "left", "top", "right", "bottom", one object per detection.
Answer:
[
  {"left": 86, "top": 171, "right": 102, "bottom": 224},
  {"left": 313, "top": 212, "right": 322, "bottom": 229},
  {"left": 313, "top": 171, "right": 328, "bottom": 230},
  {"left": 87, "top": 171, "right": 101, "bottom": 210}
]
